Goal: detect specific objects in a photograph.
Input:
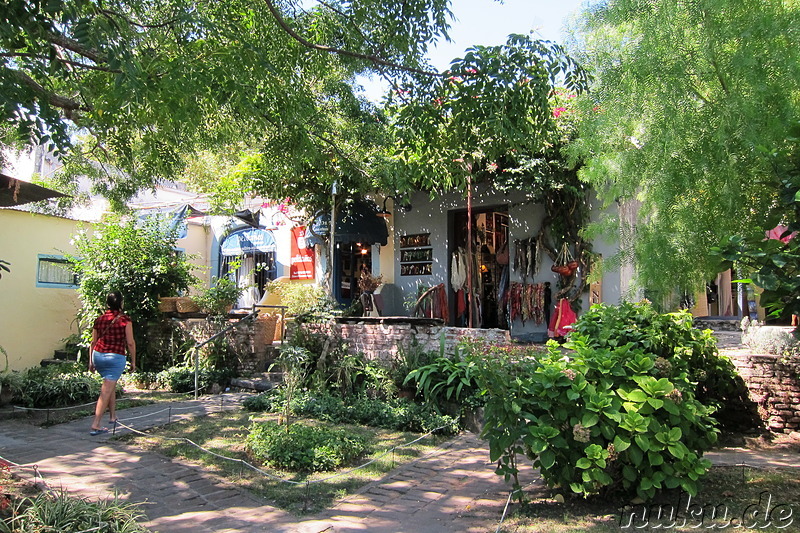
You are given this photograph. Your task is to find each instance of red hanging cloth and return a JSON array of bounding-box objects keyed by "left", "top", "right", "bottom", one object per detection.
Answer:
[{"left": 548, "top": 298, "right": 577, "bottom": 338}]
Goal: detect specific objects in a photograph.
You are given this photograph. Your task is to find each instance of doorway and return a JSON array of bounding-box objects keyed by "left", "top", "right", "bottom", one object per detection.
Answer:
[
  {"left": 449, "top": 206, "right": 509, "bottom": 328},
  {"left": 334, "top": 242, "right": 373, "bottom": 307}
]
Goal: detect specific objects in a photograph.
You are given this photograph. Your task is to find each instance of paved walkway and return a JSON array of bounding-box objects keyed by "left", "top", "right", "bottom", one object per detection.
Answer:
[
  {"left": 0, "top": 392, "right": 797, "bottom": 533},
  {"left": 0, "top": 394, "right": 534, "bottom": 532}
]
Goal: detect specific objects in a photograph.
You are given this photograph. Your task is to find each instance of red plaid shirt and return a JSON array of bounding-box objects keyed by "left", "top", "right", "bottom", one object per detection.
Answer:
[{"left": 93, "top": 310, "right": 131, "bottom": 355}]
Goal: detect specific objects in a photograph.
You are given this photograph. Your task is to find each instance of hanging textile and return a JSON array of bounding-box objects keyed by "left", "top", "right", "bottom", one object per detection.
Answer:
[
  {"left": 513, "top": 237, "right": 540, "bottom": 283},
  {"left": 543, "top": 282, "right": 552, "bottom": 326},
  {"left": 548, "top": 298, "right": 577, "bottom": 338},
  {"left": 514, "top": 240, "right": 528, "bottom": 283},
  {"left": 413, "top": 284, "right": 449, "bottom": 323},
  {"left": 450, "top": 247, "right": 467, "bottom": 292}
]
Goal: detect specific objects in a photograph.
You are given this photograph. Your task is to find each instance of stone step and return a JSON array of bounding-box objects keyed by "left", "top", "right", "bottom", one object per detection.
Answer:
[
  {"left": 230, "top": 372, "right": 284, "bottom": 392},
  {"left": 40, "top": 358, "right": 77, "bottom": 367},
  {"left": 694, "top": 317, "right": 742, "bottom": 332},
  {"left": 53, "top": 349, "right": 78, "bottom": 361}
]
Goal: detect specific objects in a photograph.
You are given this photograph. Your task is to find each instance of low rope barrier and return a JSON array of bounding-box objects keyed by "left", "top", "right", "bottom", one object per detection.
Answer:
[
  {"left": 0, "top": 453, "right": 53, "bottom": 494},
  {"left": 113, "top": 418, "right": 449, "bottom": 487}
]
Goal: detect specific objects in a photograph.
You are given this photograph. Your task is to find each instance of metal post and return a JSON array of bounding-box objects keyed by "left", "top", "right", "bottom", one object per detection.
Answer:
[
  {"left": 329, "top": 182, "right": 337, "bottom": 299},
  {"left": 467, "top": 170, "right": 474, "bottom": 328},
  {"left": 194, "top": 344, "right": 199, "bottom": 400}
]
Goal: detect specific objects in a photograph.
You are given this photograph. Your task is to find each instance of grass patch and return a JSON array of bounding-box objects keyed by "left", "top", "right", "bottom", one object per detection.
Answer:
[
  {"left": 117, "top": 410, "right": 450, "bottom": 515},
  {"left": 500, "top": 466, "right": 800, "bottom": 532}
]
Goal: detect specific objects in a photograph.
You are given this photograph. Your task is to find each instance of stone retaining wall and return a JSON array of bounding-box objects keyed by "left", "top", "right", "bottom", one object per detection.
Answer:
[
  {"left": 146, "top": 316, "right": 278, "bottom": 373},
  {"left": 728, "top": 352, "right": 800, "bottom": 434},
  {"left": 305, "top": 318, "right": 512, "bottom": 362}
]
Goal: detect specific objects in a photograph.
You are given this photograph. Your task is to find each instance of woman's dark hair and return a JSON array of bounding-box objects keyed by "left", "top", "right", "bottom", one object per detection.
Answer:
[{"left": 106, "top": 291, "right": 124, "bottom": 311}]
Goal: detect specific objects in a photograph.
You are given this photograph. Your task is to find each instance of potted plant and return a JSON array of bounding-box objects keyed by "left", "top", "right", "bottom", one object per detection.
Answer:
[{"left": 192, "top": 277, "right": 244, "bottom": 316}]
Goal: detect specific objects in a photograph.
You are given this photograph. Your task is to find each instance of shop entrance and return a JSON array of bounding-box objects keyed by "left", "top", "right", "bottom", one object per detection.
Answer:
[
  {"left": 334, "top": 242, "right": 373, "bottom": 307},
  {"left": 449, "top": 206, "right": 509, "bottom": 328}
]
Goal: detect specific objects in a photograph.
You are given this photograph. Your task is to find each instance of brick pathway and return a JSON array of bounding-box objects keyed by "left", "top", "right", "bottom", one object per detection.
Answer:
[
  {"left": 2, "top": 390, "right": 797, "bottom": 532},
  {"left": 0, "top": 394, "right": 530, "bottom": 532}
]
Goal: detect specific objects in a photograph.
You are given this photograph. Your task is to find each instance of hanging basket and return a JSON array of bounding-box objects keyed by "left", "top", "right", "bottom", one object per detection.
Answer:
[{"left": 552, "top": 243, "right": 578, "bottom": 278}]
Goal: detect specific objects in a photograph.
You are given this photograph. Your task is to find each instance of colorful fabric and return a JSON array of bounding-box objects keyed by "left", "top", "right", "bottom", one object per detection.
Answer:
[
  {"left": 548, "top": 298, "right": 577, "bottom": 338},
  {"left": 93, "top": 310, "right": 131, "bottom": 355}
]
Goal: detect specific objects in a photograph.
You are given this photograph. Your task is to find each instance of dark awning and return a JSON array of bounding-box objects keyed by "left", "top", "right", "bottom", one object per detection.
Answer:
[
  {"left": 307, "top": 199, "right": 388, "bottom": 246},
  {"left": 0, "top": 173, "right": 69, "bottom": 207},
  {"left": 221, "top": 228, "right": 276, "bottom": 256}
]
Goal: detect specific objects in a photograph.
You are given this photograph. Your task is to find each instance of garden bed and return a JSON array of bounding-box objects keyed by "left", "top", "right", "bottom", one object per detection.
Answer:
[{"left": 116, "top": 409, "right": 452, "bottom": 515}]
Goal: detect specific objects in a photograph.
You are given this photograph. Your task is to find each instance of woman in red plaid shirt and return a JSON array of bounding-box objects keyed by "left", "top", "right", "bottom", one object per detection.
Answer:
[{"left": 88, "top": 291, "right": 136, "bottom": 435}]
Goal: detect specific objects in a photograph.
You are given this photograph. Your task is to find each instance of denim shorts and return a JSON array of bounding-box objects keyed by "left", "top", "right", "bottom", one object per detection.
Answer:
[{"left": 92, "top": 351, "right": 127, "bottom": 381}]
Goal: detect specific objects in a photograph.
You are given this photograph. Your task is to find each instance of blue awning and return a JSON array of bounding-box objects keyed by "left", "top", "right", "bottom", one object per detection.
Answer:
[{"left": 221, "top": 228, "right": 276, "bottom": 256}]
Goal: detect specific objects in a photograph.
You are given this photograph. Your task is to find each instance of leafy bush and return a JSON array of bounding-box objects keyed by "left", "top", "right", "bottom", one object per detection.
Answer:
[
  {"left": 155, "top": 366, "right": 234, "bottom": 394},
  {"left": 191, "top": 276, "right": 243, "bottom": 316},
  {"left": 264, "top": 280, "right": 334, "bottom": 317},
  {"left": 0, "top": 489, "right": 148, "bottom": 532},
  {"left": 69, "top": 214, "right": 198, "bottom": 371},
  {"left": 120, "top": 371, "right": 159, "bottom": 390},
  {"left": 569, "top": 301, "right": 745, "bottom": 413},
  {"left": 286, "top": 391, "right": 459, "bottom": 435},
  {"left": 246, "top": 421, "right": 370, "bottom": 472},
  {"left": 476, "top": 339, "right": 719, "bottom": 503},
  {"left": 13, "top": 365, "right": 108, "bottom": 408},
  {"left": 242, "top": 392, "right": 275, "bottom": 412},
  {"left": 405, "top": 343, "right": 483, "bottom": 412}
]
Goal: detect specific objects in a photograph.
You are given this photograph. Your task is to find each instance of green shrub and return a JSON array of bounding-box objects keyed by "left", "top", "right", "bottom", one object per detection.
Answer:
[
  {"left": 242, "top": 391, "right": 276, "bottom": 412},
  {"left": 14, "top": 365, "right": 106, "bottom": 408},
  {"left": 476, "top": 339, "right": 719, "bottom": 503},
  {"left": 404, "top": 341, "right": 484, "bottom": 413},
  {"left": 246, "top": 421, "right": 370, "bottom": 472},
  {"left": 569, "top": 302, "right": 738, "bottom": 402},
  {"left": 120, "top": 371, "right": 159, "bottom": 390},
  {"left": 156, "top": 366, "right": 234, "bottom": 394},
  {"left": 0, "top": 489, "right": 148, "bottom": 532},
  {"left": 288, "top": 392, "right": 460, "bottom": 435},
  {"left": 569, "top": 301, "right": 754, "bottom": 429},
  {"left": 264, "top": 280, "right": 334, "bottom": 317}
]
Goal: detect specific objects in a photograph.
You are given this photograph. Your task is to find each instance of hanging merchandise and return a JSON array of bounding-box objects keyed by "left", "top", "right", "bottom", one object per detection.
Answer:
[
  {"left": 548, "top": 298, "right": 577, "bottom": 338},
  {"left": 551, "top": 243, "right": 578, "bottom": 278},
  {"left": 413, "top": 284, "right": 449, "bottom": 323},
  {"left": 513, "top": 237, "right": 539, "bottom": 283},
  {"left": 514, "top": 239, "right": 528, "bottom": 283},
  {"left": 507, "top": 282, "right": 547, "bottom": 326}
]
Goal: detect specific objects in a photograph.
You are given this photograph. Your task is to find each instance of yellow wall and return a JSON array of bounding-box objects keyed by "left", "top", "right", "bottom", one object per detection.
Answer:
[
  {"left": 179, "top": 220, "right": 213, "bottom": 290},
  {"left": 0, "top": 209, "right": 83, "bottom": 371}
]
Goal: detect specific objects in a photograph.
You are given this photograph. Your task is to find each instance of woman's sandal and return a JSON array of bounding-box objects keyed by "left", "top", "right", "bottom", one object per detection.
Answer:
[{"left": 89, "top": 427, "right": 109, "bottom": 436}]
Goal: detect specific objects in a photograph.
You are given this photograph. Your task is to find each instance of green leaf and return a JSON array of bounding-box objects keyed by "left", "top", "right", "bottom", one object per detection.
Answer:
[
  {"left": 581, "top": 413, "right": 599, "bottom": 428},
  {"left": 538, "top": 449, "right": 556, "bottom": 470},
  {"left": 646, "top": 398, "right": 664, "bottom": 410},
  {"left": 613, "top": 435, "right": 631, "bottom": 452},
  {"left": 576, "top": 457, "right": 592, "bottom": 469}
]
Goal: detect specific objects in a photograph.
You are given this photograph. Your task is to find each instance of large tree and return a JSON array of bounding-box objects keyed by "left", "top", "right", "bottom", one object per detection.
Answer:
[
  {"left": 567, "top": 0, "right": 800, "bottom": 302},
  {"left": 388, "top": 35, "right": 593, "bottom": 306},
  {"left": 1, "top": 0, "right": 454, "bottom": 211}
]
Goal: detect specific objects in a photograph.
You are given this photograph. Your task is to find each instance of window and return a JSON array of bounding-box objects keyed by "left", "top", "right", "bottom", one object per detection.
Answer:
[{"left": 37, "top": 255, "right": 79, "bottom": 288}]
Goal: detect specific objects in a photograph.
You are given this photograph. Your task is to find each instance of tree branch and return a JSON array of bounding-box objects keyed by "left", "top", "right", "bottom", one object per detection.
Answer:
[
  {"left": 98, "top": 8, "right": 181, "bottom": 29},
  {"left": 8, "top": 69, "right": 91, "bottom": 117},
  {"left": 0, "top": 52, "right": 122, "bottom": 73},
  {"left": 261, "top": 0, "right": 442, "bottom": 78},
  {"left": 42, "top": 30, "right": 105, "bottom": 64}
]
